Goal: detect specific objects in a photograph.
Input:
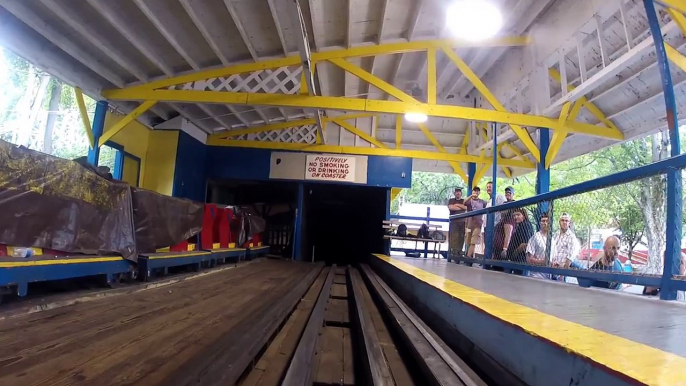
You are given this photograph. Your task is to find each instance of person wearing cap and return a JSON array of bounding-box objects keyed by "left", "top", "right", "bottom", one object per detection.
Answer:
[
  {"left": 448, "top": 187, "right": 468, "bottom": 257},
  {"left": 489, "top": 186, "right": 517, "bottom": 265},
  {"left": 551, "top": 212, "right": 581, "bottom": 273},
  {"left": 464, "top": 186, "right": 488, "bottom": 258},
  {"left": 504, "top": 186, "right": 515, "bottom": 202}
]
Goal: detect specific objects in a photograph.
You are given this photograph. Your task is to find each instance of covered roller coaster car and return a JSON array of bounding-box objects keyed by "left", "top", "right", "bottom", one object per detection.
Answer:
[
  {"left": 230, "top": 212, "right": 266, "bottom": 248},
  {"left": 0, "top": 140, "right": 136, "bottom": 260},
  {"left": 0, "top": 140, "right": 205, "bottom": 260},
  {"left": 131, "top": 188, "right": 204, "bottom": 253}
]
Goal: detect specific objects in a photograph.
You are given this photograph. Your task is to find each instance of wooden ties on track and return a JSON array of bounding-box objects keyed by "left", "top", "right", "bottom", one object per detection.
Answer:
[{"left": 0, "top": 260, "right": 321, "bottom": 386}]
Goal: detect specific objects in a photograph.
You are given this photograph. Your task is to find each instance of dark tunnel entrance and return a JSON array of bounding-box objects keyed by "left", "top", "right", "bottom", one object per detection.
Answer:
[{"left": 301, "top": 183, "right": 386, "bottom": 265}]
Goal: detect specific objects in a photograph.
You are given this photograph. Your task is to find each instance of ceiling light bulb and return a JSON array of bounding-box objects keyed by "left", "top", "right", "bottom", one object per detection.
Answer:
[
  {"left": 446, "top": 0, "right": 503, "bottom": 41},
  {"left": 404, "top": 112, "right": 428, "bottom": 123}
]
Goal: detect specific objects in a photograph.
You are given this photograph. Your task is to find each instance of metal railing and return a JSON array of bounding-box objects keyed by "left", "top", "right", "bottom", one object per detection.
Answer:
[{"left": 449, "top": 152, "right": 686, "bottom": 299}]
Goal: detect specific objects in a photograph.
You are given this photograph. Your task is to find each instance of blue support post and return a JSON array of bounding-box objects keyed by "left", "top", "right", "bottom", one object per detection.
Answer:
[
  {"left": 536, "top": 128, "right": 551, "bottom": 231},
  {"left": 87, "top": 100, "right": 108, "bottom": 166},
  {"left": 424, "top": 206, "right": 430, "bottom": 258},
  {"left": 293, "top": 183, "right": 305, "bottom": 261},
  {"left": 536, "top": 129, "right": 551, "bottom": 195},
  {"left": 385, "top": 188, "right": 391, "bottom": 255},
  {"left": 484, "top": 123, "right": 497, "bottom": 263},
  {"left": 643, "top": 0, "right": 682, "bottom": 300},
  {"left": 467, "top": 162, "right": 476, "bottom": 195}
]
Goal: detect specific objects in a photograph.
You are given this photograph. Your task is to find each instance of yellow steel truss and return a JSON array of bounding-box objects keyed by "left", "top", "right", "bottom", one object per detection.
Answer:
[
  {"left": 335, "top": 119, "right": 388, "bottom": 148},
  {"left": 441, "top": 45, "right": 540, "bottom": 162},
  {"left": 103, "top": 88, "right": 622, "bottom": 141},
  {"left": 661, "top": 0, "right": 686, "bottom": 15},
  {"left": 545, "top": 68, "right": 623, "bottom": 167},
  {"left": 99, "top": 37, "right": 628, "bottom": 174},
  {"left": 99, "top": 100, "right": 157, "bottom": 146},
  {"left": 417, "top": 123, "right": 468, "bottom": 180},
  {"left": 209, "top": 113, "right": 374, "bottom": 140},
  {"left": 205, "top": 140, "right": 533, "bottom": 168},
  {"left": 74, "top": 87, "right": 94, "bottom": 148}
]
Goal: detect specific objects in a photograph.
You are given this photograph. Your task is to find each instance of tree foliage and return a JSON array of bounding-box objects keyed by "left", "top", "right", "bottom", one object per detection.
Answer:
[
  {"left": 395, "top": 130, "right": 686, "bottom": 274},
  {"left": 0, "top": 48, "right": 93, "bottom": 160}
]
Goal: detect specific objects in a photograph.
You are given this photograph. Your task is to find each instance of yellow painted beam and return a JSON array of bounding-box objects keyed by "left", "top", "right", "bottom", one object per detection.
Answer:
[
  {"left": 117, "top": 38, "right": 530, "bottom": 93},
  {"left": 390, "top": 187, "right": 402, "bottom": 201},
  {"left": 210, "top": 113, "right": 374, "bottom": 140},
  {"left": 548, "top": 67, "right": 623, "bottom": 136},
  {"left": 395, "top": 115, "right": 402, "bottom": 149},
  {"left": 328, "top": 58, "right": 415, "bottom": 103},
  {"left": 545, "top": 101, "right": 578, "bottom": 168},
  {"left": 299, "top": 69, "right": 308, "bottom": 95},
  {"left": 74, "top": 87, "right": 94, "bottom": 148},
  {"left": 666, "top": 43, "right": 686, "bottom": 73},
  {"left": 473, "top": 163, "right": 491, "bottom": 186},
  {"left": 441, "top": 45, "right": 540, "bottom": 162},
  {"left": 505, "top": 143, "right": 524, "bottom": 159},
  {"left": 662, "top": 0, "right": 686, "bottom": 16},
  {"left": 417, "top": 123, "right": 467, "bottom": 180},
  {"left": 208, "top": 140, "right": 535, "bottom": 168},
  {"left": 427, "top": 47, "right": 437, "bottom": 105},
  {"left": 496, "top": 141, "right": 512, "bottom": 177},
  {"left": 103, "top": 89, "right": 623, "bottom": 141},
  {"left": 335, "top": 119, "right": 388, "bottom": 148},
  {"left": 99, "top": 101, "right": 157, "bottom": 147},
  {"left": 460, "top": 130, "right": 469, "bottom": 154}
]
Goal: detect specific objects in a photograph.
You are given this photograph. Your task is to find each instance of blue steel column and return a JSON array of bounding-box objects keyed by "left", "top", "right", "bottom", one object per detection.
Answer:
[
  {"left": 484, "top": 123, "right": 497, "bottom": 262},
  {"left": 384, "top": 188, "right": 391, "bottom": 255},
  {"left": 467, "top": 163, "right": 476, "bottom": 194},
  {"left": 87, "top": 100, "right": 108, "bottom": 166},
  {"left": 644, "top": 0, "right": 682, "bottom": 300},
  {"left": 424, "top": 206, "right": 430, "bottom": 258},
  {"left": 536, "top": 129, "right": 551, "bottom": 233},
  {"left": 293, "top": 183, "right": 305, "bottom": 261},
  {"left": 536, "top": 129, "right": 551, "bottom": 194}
]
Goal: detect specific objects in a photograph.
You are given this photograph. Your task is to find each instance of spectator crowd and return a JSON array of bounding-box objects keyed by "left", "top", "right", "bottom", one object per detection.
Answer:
[{"left": 448, "top": 183, "right": 627, "bottom": 290}]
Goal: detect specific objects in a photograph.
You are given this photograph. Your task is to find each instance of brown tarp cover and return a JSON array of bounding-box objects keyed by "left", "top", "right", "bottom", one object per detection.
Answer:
[
  {"left": 0, "top": 140, "right": 137, "bottom": 260},
  {"left": 131, "top": 188, "right": 204, "bottom": 253}
]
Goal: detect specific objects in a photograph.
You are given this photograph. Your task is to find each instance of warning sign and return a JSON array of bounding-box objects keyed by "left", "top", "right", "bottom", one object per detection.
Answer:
[{"left": 305, "top": 155, "right": 356, "bottom": 182}]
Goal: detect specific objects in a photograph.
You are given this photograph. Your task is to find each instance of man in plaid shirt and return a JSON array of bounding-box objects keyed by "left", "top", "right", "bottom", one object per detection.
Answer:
[{"left": 551, "top": 212, "right": 581, "bottom": 270}]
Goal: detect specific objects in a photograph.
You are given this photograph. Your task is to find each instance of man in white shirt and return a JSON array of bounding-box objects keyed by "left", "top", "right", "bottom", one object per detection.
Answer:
[
  {"left": 551, "top": 212, "right": 581, "bottom": 271},
  {"left": 526, "top": 213, "right": 557, "bottom": 279}
]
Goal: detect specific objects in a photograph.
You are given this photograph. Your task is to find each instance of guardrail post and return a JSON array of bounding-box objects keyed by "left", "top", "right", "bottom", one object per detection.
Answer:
[
  {"left": 293, "top": 182, "right": 304, "bottom": 261},
  {"left": 484, "top": 122, "right": 497, "bottom": 266},
  {"left": 467, "top": 163, "right": 476, "bottom": 195},
  {"left": 424, "top": 206, "right": 430, "bottom": 258},
  {"left": 87, "top": 100, "right": 108, "bottom": 166},
  {"left": 644, "top": 0, "right": 682, "bottom": 300},
  {"left": 385, "top": 188, "right": 391, "bottom": 255},
  {"left": 536, "top": 128, "right": 551, "bottom": 232}
]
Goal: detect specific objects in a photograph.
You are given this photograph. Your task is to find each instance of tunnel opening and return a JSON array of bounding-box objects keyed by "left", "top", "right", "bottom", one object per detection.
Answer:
[
  {"left": 207, "top": 179, "right": 298, "bottom": 258},
  {"left": 301, "top": 183, "right": 386, "bottom": 265}
]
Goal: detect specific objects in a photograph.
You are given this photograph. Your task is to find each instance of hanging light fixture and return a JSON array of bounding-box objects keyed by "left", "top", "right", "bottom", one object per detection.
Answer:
[
  {"left": 404, "top": 112, "right": 428, "bottom": 123},
  {"left": 446, "top": 0, "right": 503, "bottom": 41}
]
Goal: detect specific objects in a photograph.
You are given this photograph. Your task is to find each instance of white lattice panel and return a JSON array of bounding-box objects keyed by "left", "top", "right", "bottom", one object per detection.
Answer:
[
  {"left": 232, "top": 124, "right": 317, "bottom": 144},
  {"left": 169, "top": 66, "right": 303, "bottom": 95}
]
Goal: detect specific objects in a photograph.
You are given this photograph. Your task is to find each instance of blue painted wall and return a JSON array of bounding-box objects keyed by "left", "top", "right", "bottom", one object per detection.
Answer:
[
  {"left": 367, "top": 156, "right": 412, "bottom": 187},
  {"left": 173, "top": 131, "right": 207, "bottom": 202},
  {"left": 206, "top": 146, "right": 412, "bottom": 188},
  {"left": 206, "top": 147, "right": 272, "bottom": 182}
]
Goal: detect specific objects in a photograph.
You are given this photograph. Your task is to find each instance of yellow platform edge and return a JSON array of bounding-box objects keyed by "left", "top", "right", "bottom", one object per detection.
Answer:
[
  {"left": 0, "top": 256, "right": 123, "bottom": 268},
  {"left": 372, "top": 254, "right": 686, "bottom": 385}
]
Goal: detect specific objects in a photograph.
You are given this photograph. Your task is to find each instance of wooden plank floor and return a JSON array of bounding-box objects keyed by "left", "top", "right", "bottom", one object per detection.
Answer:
[{"left": 0, "top": 260, "right": 318, "bottom": 386}]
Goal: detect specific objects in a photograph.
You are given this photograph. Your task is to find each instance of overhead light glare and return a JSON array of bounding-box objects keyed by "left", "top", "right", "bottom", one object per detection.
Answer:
[
  {"left": 446, "top": 0, "right": 503, "bottom": 41},
  {"left": 404, "top": 112, "right": 428, "bottom": 123}
]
